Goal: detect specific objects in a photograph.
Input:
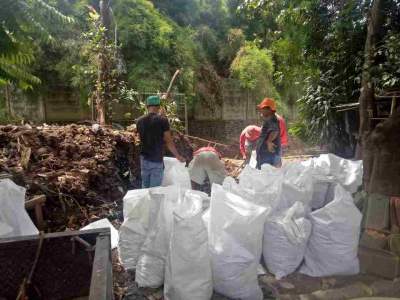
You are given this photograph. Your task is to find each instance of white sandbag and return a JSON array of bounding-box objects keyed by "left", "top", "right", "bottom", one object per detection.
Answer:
[
  {"left": 276, "top": 162, "right": 314, "bottom": 212},
  {"left": 118, "top": 189, "right": 160, "bottom": 270},
  {"left": 164, "top": 190, "right": 212, "bottom": 300},
  {"left": 302, "top": 154, "right": 363, "bottom": 194},
  {"left": 0, "top": 179, "right": 38, "bottom": 238},
  {"left": 263, "top": 202, "right": 312, "bottom": 279},
  {"left": 223, "top": 176, "right": 280, "bottom": 210},
  {"left": 189, "top": 190, "right": 210, "bottom": 211},
  {"left": 249, "top": 150, "right": 257, "bottom": 168},
  {"left": 202, "top": 208, "right": 210, "bottom": 230},
  {"left": 310, "top": 177, "right": 336, "bottom": 210},
  {"left": 135, "top": 186, "right": 182, "bottom": 288},
  {"left": 81, "top": 218, "right": 119, "bottom": 249},
  {"left": 162, "top": 157, "right": 191, "bottom": 189},
  {"left": 209, "top": 184, "right": 269, "bottom": 300},
  {"left": 300, "top": 184, "right": 362, "bottom": 277},
  {"left": 239, "top": 164, "right": 283, "bottom": 193}
]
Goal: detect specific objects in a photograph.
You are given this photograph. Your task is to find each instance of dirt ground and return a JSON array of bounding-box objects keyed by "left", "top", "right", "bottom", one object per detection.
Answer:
[{"left": 112, "top": 257, "right": 400, "bottom": 300}]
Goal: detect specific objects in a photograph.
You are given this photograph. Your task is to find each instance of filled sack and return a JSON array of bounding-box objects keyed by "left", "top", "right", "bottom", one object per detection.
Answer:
[
  {"left": 0, "top": 179, "right": 38, "bottom": 237},
  {"left": 209, "top": 184, "right": 269, "bottom": 300},
  {"left": 263, "top": 202, "right": 312, "bottom": 279},
  {"left": 135, "top": 186, "right": 182, "bottom": 288},
  {"left": 276, "top": 162, "right": 314, "bottom": 212},
  {"left": 223, "top": 176, "right": 280, "bottom": 210},
  {"left": 300, "top": 184, "right": 362, "bottom": 277},
  {"left": 302, "top": 154, "right": 363, "bottom": 194},
  {"left": 164, "top": 190, "right": 212, "bottom": 300},
  {"left": 162, "top": 157, "right": 191, "bottom": 189},
  {"left": 118, "top": 188, "right": 159, "bottom": 270}
]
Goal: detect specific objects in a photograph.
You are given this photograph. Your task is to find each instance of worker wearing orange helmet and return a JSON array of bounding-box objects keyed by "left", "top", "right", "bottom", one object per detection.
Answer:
[{"left": 255, "top": 98, "right": 281, "bottom": 169}]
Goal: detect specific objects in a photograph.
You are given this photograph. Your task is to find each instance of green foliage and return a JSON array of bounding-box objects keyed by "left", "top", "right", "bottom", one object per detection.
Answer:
[
  {"left": 0, "top": 95, "right": 7, "bottom": 123},
  {"left": 230, "top": 41, "right": 286, "bottom": 113},
  {"left": 218, "top": 28, "right": 246, "bottom": 67},
  {"left": 119, "top": 86, "right": 146, "bottom": 114},
  {"left": 373, "top": 32, "right": 400, "bottom": 90},
  {"left": 81, "top": 6, "right": 120, "bottom": 122},
  {"left": 230, "top": 42, "right": 274, "bottom": 90},
  {"left": 0, "top": 0, "right": 73, "bottom": 88},
  {"left": 114, "top": 0, "right": 198, "bottom": 93}
]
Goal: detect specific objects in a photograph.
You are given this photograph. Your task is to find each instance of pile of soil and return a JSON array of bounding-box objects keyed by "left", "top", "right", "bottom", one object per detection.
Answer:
[
  {"left": 0, "top": 125, "right": 197, "bottom": 231},
  {"left": 0, "top": 124, "right": 141, "bottom": 230}
]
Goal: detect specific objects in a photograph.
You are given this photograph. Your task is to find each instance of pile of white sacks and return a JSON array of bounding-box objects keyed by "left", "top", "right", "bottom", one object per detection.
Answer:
[{"left": 118, "top": 154, "right": 363, "bottom": 300}]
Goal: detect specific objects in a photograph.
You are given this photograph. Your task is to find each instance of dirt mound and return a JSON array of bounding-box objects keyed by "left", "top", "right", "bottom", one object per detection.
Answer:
[
  {"left": 0, "top": 124, "right": 142, "bottom": 230},
  {"left": 0, "top": 125, "right": 197, "bottom": 231},
  {"left": 0, "top": 124, "right": 140, "bottom": 203}
]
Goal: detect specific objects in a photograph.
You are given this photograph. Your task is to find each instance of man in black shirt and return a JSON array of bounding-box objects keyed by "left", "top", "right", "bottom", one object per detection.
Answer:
[
  {"left": 136, "top": 95, "right": 185, "bottom": 188},
  {"left": 255, "top": 98, "right": 281, "bottom": 169}
]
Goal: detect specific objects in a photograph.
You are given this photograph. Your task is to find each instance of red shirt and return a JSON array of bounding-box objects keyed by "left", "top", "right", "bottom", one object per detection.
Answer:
[
  {"left": 239, "top": 126, "right": 261, "bottom": 158},
  {"left": 194, "top": 146, "right": 221, "bottom": 158},
  {"left": 276, "top": 114, "right": 288, "bottom": 147},
  {"left": 239, "top": 117, "right": 288, "bottom": 158}
]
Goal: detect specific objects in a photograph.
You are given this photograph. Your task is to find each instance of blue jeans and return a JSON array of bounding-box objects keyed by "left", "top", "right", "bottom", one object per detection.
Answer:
[
  {"left": 273, "top": 148, "right": 283, "bottom": 166},
  {"left": 140, "top": 156, "right": 164, "bottom": 188},
  {"left": 257, "top": 154, "right": 279, "bottom": 169}
]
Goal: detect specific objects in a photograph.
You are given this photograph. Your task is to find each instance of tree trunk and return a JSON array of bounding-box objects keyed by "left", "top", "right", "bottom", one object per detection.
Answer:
[
  {"left": 355, "top": 0, "right": 384, "bottom": 159},
  {"left": 96, "top": 52, "right": 107, "bottom": 125},
  {"left": 96, "top": 0, "right": 112, "bottom": 125},
  {"left": 100, "top": 0, "right": 111, "bottom": 34}
]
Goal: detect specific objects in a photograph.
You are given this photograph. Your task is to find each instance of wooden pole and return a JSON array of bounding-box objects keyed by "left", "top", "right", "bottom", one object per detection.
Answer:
[{"left": 184, "top": 97, "right": 189, "bottom": 135}]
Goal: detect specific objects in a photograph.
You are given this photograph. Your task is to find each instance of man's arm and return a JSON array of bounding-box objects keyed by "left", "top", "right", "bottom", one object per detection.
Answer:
[
  {"left": 164, "top": 130, "right": 186, "bottom": 162},
  {"left": 266, "top": 131, "right": 278, "bottom": 153},
  {"left": 239, "top": 132, "right": 246, "bottom": 159}
]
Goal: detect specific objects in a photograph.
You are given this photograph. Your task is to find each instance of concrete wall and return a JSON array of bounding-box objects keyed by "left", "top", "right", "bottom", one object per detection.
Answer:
[
  {"left": 189, "top": 79, "right": 262, "bottom": 142},
  {"left": 9, "top": 89, "right": 140, "bottom": 125},
  {"left": 10, "top": 90, "right": 46, "bottom": 122},
  {"left": 188, "top": 119, "right": 260, "bottom": 143}
]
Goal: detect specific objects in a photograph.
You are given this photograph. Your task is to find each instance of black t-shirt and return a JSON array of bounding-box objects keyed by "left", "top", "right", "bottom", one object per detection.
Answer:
[
  {"left": 256, "top": 114, "right": 281, "bottom": 158},
  {"left": 136, "top": 113, "right": 170, "bottom": 162}
]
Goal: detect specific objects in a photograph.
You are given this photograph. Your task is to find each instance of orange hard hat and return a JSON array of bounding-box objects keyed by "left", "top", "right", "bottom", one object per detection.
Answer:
[{"left": 257, "top": 98, "right": 276, "bottom": 112}]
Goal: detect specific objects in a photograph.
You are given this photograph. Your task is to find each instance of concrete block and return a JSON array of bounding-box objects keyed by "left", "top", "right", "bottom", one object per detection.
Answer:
[{"left": 359, "top": 246, "right": 400, "bottom": 279}]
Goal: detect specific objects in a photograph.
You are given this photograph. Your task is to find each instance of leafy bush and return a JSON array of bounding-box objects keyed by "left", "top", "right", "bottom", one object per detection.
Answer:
[{"left": 230, "top": 42, "right": 274, "bottom": 90}]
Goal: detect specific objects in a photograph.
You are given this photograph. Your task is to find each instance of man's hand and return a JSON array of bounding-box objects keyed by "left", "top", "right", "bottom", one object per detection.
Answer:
[
  {"left": 159, "top": 107, "right": 167, "bottom": 116},
  {"left": 267, "top": 141, "right": 276, "bottom": 153}
]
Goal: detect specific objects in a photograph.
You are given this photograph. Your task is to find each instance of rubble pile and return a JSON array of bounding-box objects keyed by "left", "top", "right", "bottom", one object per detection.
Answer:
[
  {"left": 170, "top": 132, "right": 194, "bottom": 161},
  {"left": 0, "top": 124, "right": 140, "bottom": 209}
]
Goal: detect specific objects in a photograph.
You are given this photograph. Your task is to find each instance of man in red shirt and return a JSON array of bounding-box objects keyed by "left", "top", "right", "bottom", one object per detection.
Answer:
[
  {"left": 239, "top": 117, "right": 288, "bottom": 165},
  {"left": 239, "top": 125, "right": 261, "bottom": 164}
]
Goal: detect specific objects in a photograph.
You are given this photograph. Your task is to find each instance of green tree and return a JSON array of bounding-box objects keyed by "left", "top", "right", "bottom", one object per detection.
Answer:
[
  {"left": 230, "top": 42, "right": 282, "bottom": 109},
  {"left": 0, "top": 0, "right": 73, "bottom": 88},
  {"left": 113, "top": 0, "right": 198, "bottom": 93}
]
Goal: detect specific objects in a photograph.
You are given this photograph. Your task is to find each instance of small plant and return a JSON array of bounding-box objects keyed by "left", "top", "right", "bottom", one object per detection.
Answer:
[{"left": 81, "top": 6, "right": 119, "bottom": 125}]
